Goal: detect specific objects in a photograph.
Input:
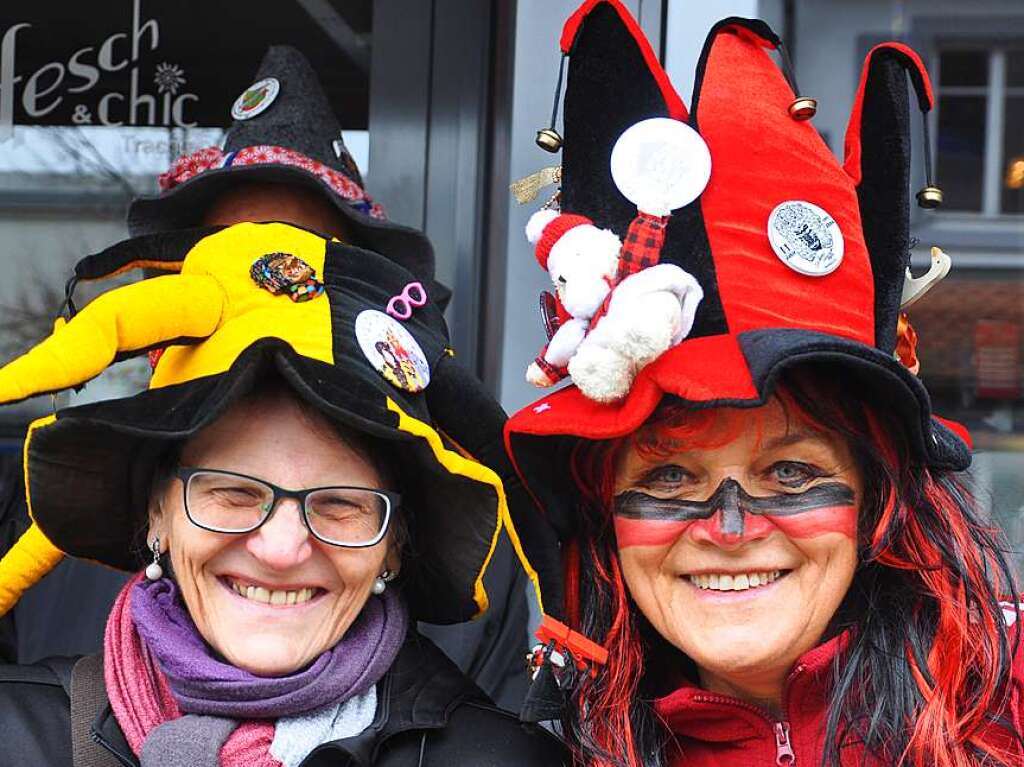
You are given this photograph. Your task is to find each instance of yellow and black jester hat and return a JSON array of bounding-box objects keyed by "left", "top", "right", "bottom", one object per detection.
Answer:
[{"left": 0, "top": 221, "right": 542, "bottom": 625}]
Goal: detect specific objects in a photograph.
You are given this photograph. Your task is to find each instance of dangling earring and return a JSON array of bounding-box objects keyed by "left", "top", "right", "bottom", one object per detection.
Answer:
[
  {"left": 372, "top": 569, "right": 394, "bottom": 595},
  {"left": 145, "top": 538, "right": 164, "bottom": 581}
]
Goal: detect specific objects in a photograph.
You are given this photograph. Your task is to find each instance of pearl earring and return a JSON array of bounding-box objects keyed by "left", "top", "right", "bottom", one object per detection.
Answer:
[
  {"left": 145, "top": 538, "right": 163, "bottom": 581},
  {"left": 372, "top": 569, "right": 393, "bottom": 595}
]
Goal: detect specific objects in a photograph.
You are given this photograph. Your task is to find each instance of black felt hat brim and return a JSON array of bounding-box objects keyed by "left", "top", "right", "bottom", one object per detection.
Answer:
[
  {"left": 126, "top": 164, "right": 444, "bottom": 304},
  {"left": 27, "top": 340, "right": 498, "bottom": 624}
]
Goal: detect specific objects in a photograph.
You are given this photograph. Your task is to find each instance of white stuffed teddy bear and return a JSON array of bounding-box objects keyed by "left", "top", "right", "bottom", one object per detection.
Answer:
[
  {"left": 524, "top": 209, "right": 622, "bottom": 387},
  {"left": 525, "top": 208, "right": 703, "bottom": 402},
  {"left": 523, "top": 116, "right": 713, "bottom": 402}
]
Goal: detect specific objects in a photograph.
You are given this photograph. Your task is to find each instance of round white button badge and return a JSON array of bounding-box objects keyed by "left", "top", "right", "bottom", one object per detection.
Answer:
[
  {"left": 231, "top": 77, "right": 281, "bottom": 121},
  {"left": 610, "top": 118, "right": 712, "bottom": 216},
  {"left": 767, "top": 200, "right": 845, "bottom": 277},
  {"left": 354, "top": 310, "right": 431, "bottom": 393}
]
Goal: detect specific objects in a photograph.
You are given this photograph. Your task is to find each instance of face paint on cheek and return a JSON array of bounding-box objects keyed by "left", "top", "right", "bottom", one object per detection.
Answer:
[
  {"left": 613, "top": 490, "right": 709, "bottom": 548},
  {"left": 736, "top": 481, "right": 858, "bottom": 540},
  {"left": 767, "top": 504, "right": 857, "bottom": 540},
  {"left": 614, "top": 515, "right": 695, "bottom": 548}
]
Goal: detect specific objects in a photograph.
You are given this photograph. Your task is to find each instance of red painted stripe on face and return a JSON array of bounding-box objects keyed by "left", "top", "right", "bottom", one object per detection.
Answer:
[
  {"left": 614, "top": 505, "right": 857, "bottom": 548},
  {"left": 615, "top": 516, "right": 694, "bottom": 548}
]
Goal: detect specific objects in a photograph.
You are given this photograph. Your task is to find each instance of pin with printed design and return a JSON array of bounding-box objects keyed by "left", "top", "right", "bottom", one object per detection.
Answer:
[
  {"left": 250, "top": 252, "right": 324, "bottom": 302},
  {"left": 355, "top": 310, "right": 431, "bottom": 393},
  {"left": 231, "top": 77, "right": 280, "bottom": 121},
  {"left": 767, "top": 200, "right": 844, "bottom": 277}
]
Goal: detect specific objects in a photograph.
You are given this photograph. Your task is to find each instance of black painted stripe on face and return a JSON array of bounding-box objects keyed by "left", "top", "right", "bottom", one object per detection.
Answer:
[{"left": 615, "top": 478, "right": 855, "bottom": 537}]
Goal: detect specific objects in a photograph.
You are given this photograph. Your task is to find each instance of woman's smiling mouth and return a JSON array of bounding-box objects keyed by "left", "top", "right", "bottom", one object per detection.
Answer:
[
  {"left": 221, "top": 576, "right": 324, "bottom": 606},
  {"left": 685, "top": 569, "right": 791, "bottom": 592}
]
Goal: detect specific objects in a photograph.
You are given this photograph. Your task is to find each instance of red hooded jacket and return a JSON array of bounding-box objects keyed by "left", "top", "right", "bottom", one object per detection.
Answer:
[{"left": 655, "top": 628, "right": 1024, "bottom": 766}]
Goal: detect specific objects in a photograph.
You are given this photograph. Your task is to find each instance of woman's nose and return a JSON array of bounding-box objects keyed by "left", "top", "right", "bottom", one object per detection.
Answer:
[
  {"left": 687, "top": 501, "right": 776, "bottom": 549},
  {"left": 244, "top": 499, "right": 314, "bottom": 568}
]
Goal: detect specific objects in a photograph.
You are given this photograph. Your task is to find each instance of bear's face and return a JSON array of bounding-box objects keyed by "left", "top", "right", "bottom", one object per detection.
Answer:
[{"left": 547, "top": 226, "right": 622, "bottom": 319}]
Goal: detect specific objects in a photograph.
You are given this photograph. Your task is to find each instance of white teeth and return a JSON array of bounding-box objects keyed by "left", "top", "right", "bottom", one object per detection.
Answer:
[
  {"left": 230, "top": 580, "right": 317, "bottom": 606},
  {"left": 687, "top": 570, "right": 786, "bottom": 592}
]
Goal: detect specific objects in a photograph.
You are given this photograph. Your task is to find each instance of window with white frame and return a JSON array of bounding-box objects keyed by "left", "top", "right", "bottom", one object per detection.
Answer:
[{"left": 934, "top": 46, "right": 1024, "bottom": 215}]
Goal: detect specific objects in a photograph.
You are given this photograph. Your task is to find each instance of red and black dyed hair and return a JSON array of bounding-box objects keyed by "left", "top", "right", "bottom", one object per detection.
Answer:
[{"left": 560, "top": 365, "right": 1022, "bottom": 767}]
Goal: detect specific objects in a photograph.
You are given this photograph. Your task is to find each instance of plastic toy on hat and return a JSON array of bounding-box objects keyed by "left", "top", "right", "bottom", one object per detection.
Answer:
[
  {"left": 500, "top": 0, "right": 967, "bottom": 720},
  {"left": 0, "top": 222, "right": 544, "bottom": 629}
]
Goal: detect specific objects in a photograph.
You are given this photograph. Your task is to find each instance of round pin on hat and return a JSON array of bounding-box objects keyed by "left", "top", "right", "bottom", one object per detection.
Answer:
[
  {"left": 610, "top": 117, "right": 712, "bottom": 216},
  {"left": 355, "top": 310, "right": 431, "bottom": 393},
  {"left": 767, "top": 200, "right": 844, "bottom": 277},
  {"left": 231, "top": 77, "right": 280, "bottom": 121}
]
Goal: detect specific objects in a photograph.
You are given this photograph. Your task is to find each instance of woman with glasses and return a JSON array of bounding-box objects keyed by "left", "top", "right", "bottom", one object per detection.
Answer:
[
  {"left": 503, "top": 4, "right": 1024, "bottom": 767},
  {"left": 0, "top": 222, "right": 563, "bottom": 766}
]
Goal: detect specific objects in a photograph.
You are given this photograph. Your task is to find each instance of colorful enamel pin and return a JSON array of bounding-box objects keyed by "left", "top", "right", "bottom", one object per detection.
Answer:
[{"left": 250, "top": 252, "right": 325, "bottom": 302}]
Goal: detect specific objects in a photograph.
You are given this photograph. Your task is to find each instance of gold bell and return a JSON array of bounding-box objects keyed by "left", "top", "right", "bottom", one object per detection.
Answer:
[
  {"left": 916, "top": 185, "right": 944, "bottom": 209},
  {"left": 535, "top": 128, "right": 563, "bottom": 153},
  {"left": 788, "top": 97, "right": 818, "bottom": 121}
]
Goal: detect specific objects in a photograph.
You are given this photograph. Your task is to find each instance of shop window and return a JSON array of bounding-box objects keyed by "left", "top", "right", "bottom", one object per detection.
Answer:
[{"left": 935, "top": 45, "right": 1024, "bottom": 215}]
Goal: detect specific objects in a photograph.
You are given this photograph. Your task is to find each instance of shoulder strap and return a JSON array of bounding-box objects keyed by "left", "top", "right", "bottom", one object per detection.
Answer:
[
  {"left": 0, "top": 660, "right": 70, "bottom": 686},
  {"left": 69, "top": 653, "right": 122, "bottom": 767}
]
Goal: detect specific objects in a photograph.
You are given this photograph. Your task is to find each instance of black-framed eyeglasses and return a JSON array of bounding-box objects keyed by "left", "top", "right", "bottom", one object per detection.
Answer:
[{"left": 176, "top": 467, "right": 398, "bottom": 548}]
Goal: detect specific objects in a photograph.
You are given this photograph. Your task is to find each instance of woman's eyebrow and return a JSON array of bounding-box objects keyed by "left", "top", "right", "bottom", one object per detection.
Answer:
[{"left": 761, "top": 430, "right": 832, "bottom": 452}]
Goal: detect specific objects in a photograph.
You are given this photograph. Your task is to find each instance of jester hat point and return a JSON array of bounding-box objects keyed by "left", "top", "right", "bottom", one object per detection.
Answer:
[
  {"left": 0, "top": 222, "right": 539, "bottom": 625},
  {"left": 505, "top": 0, "right": 970, "bottom": 631}
]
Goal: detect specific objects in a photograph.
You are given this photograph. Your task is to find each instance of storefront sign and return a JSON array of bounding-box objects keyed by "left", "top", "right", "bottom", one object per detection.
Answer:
[{"left": 0, "top": 0, "right": 201, "bottom": 141}]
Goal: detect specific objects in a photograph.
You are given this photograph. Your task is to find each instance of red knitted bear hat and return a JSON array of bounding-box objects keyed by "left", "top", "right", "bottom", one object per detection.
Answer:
[{"left": 503, "top": 0, "right": 969, "bottom": 680}]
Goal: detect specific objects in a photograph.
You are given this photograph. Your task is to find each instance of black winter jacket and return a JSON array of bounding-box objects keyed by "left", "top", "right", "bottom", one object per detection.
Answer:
[{"left": 0, "top": 631, "right": 565, "bottom": 766}]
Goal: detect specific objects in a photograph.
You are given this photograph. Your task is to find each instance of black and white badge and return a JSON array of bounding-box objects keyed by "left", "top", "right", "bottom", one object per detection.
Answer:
[{"left": 767, "top": 201, "right": 844, "bottom": 277}]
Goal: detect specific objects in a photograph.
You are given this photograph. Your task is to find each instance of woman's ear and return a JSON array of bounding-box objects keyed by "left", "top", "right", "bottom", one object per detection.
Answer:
[
  {"left": 384, "top": 548, "right": 401, "bottom": 577},
  {"left": 146, "top": 492, "right": 168, "bottom": 550}
]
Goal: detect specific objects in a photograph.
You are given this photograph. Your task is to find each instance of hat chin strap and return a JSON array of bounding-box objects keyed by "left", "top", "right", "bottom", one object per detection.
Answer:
[
  {"left": 0, "top": 274, "right": 224, "bottom": 404},
  {"left": 0, "top": 272, "right": 226, "bottom": 615}
]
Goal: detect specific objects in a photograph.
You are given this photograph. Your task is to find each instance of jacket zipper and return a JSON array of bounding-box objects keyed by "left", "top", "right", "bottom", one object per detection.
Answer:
[
  {"left": 774, "top": 721, "right": 796, "bottom": 765},
  {"left": 691, "top": 693, "right": 796, "bottom": 765}
]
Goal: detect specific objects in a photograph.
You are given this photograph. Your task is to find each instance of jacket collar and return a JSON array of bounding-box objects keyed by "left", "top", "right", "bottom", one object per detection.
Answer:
[
  {"left": 304, "top": 632, "right": 487, "bottom": 765},
  {"left": 653, "top": 632, "right": 846, "bottom": 741},
  {"left": 92, "top": 631, "right": 487, "bottom": 767}
]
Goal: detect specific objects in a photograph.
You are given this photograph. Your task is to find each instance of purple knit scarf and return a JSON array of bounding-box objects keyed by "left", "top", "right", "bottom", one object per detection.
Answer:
[{"left": 131, "top": 576, "right": 408, "bottom": 719}]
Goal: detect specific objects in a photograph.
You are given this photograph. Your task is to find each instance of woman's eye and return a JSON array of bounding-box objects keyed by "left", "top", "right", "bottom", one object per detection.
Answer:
[
  {"left": 769, "top": 461, "right": 820, "bottom": 488},
  {"left": 640, "top": 465, "right": 691, "bottom": 488},
  {"left": 210, "top": 487, "right": 263, "bottom": 505}
]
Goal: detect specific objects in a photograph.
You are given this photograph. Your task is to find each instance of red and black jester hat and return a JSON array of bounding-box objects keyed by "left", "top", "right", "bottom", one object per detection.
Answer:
[{"left": 504, "top": 0, "right": 971, "bottom": 621}]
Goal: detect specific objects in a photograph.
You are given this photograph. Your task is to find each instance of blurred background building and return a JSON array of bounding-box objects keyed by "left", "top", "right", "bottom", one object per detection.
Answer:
[{"left": 0, "top": 0, "right": 1020, "bottom": 659}]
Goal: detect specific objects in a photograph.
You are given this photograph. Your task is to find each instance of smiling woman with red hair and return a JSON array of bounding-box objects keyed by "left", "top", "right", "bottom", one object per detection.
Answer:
[
  {"left": 504, "top": 2, "right": 1024, "bottom": 766},
  {"left": 556, "top": 367, "right": 1022, "bottom": 767}
]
